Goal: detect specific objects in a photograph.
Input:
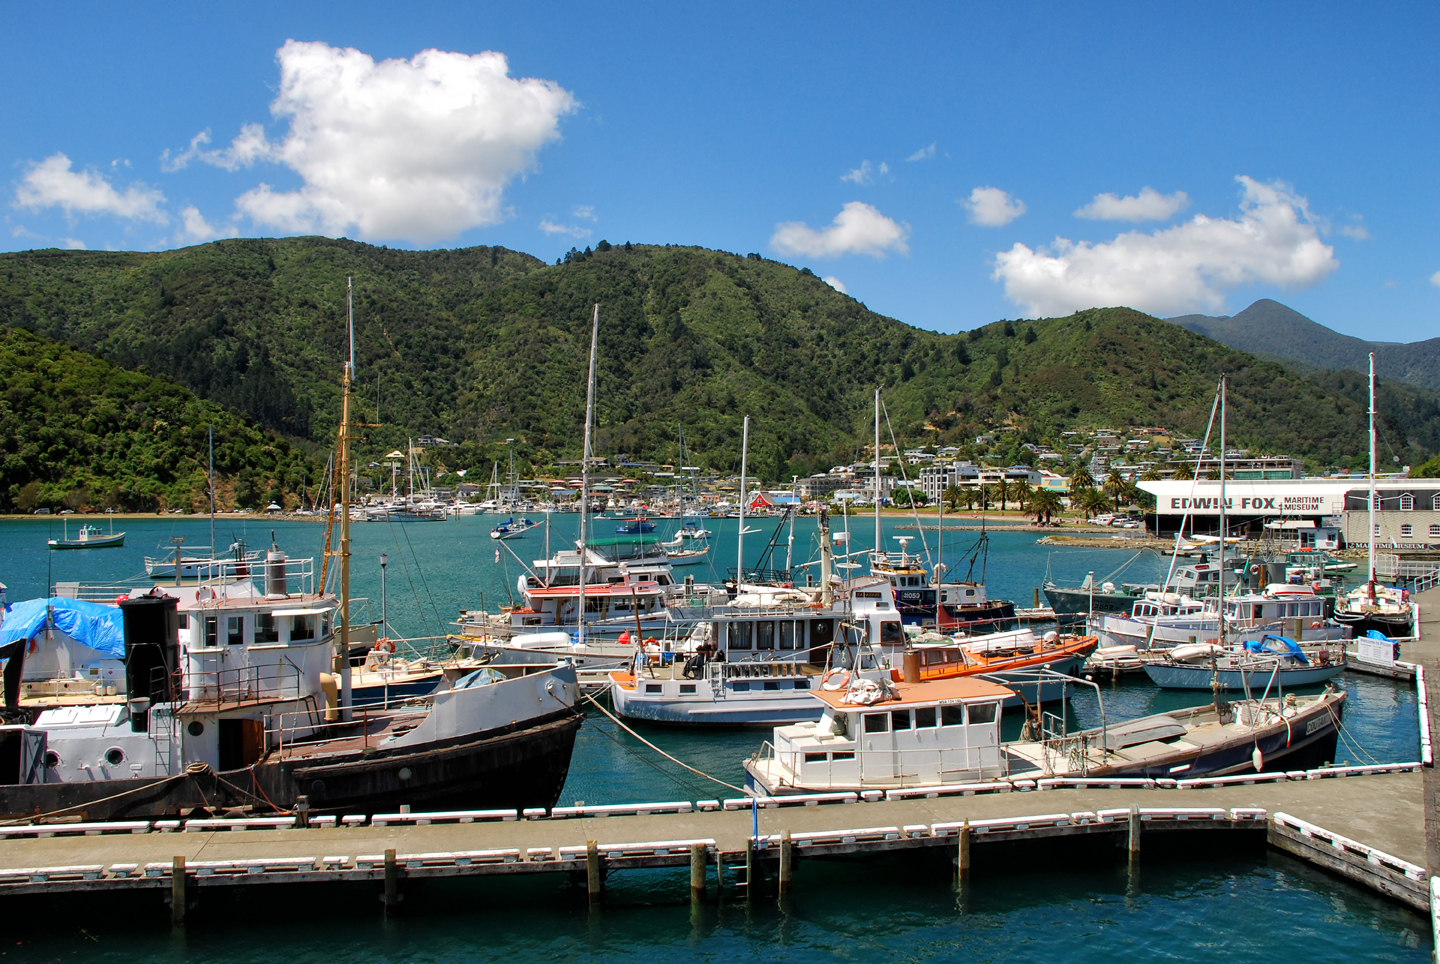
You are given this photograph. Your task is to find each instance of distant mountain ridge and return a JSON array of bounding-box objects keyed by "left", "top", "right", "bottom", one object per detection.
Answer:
[{"left": 1170, "top": 299, "right": 1440, "bottom": 392}]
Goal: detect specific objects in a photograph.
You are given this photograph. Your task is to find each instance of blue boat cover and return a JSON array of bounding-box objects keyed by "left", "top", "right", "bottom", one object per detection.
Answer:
[
  {"left": 1247, "top": 634, "right": 1309, "bottom": 664},
  {"left": 0, "top": 597, "right": 126, "bottom": 658},
  {"left": 1366, "top": 629, "right": 1395, "bottom": 641}
]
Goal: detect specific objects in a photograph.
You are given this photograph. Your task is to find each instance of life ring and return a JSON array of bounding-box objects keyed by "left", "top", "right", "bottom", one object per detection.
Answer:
[
  {"left": 821, "top": 669, "right": 852, "bottom": 691},
  {"left": 373, "top": 638, "right": 396, "bottom": 656},
  {"left": 1309, "top": 621, "right": 1322, "bottom": 629}
]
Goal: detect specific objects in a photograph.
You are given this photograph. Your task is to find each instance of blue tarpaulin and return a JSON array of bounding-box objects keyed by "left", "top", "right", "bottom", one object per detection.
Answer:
[
  {"left": 1246, "top": 634, "right": 1309, "bottom": 664},
  {"left": 0, "top": 597, "right": 125, "bottom": 658}
]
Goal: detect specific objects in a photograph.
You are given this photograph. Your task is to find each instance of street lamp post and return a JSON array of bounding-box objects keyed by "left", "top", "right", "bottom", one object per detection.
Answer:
[{"left": 379, "top": 553, "right": 388, "bottom": 636}]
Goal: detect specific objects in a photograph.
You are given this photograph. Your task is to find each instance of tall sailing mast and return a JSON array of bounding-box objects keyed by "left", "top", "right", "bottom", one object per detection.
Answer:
[
  {"left": 1368, "top": 351, "right": 1377, "bottom": 600},
  {"left": 334, "top": 277, "right": 357, "bottom": 718},
  {"left": 578, "top": 305, "right": 599, "bottom": 651},
  {"left": 737, "top": 416, "right": 750, "bottom": 585},
  {"left": 873, "top": 388, "right": 881, "bottom": 564}
]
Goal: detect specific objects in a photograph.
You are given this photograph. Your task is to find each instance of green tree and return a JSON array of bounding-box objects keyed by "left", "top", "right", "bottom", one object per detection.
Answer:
[
  {"left": 1172, "top": 461, "right": 1195, "bottom": 481},
  {"left": 1077, "top": 488, "right": 1113, "bottom": 518},
  {"left": 1029, "top": 487, "right": 1064, "bottom": 524}
]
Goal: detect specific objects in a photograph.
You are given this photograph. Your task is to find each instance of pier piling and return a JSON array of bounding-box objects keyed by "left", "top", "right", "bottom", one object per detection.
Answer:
[
  {"left": 586, "top": 840, "right": 602, "bottom": 902},
  {"left": 690, "top": 843, "right": 706, "bottom": 900},
  {"left": 171, "top": 856, "right": 185, "bottom": 926},
  {"left": 1127, "top": 807, "right": 1141, "bottom": 861},
  {"left": 745, "top": 837, "right": 755, "bottom": 896},
  {"left": 779, "top": 830, "right": 793, "bottom": 895},
  {"left": 383, "top": 849, "right": 398, "bottom": 915},
  {"left": 956, "top": 821, "right": 971, "bottom": 881}
]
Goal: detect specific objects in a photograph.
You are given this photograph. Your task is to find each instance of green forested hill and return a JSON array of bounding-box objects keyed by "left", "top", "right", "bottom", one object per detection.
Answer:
[
  {"left": 1, "top": 238, "right": 1436, "bottom": 483},
  {"left": 0, "top": 327, "right": 317, "bottom": 512}
]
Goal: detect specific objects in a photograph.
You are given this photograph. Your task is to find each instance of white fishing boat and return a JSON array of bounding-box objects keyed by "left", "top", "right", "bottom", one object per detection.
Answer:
[{"left": 1142, "top": 634, "right": 1346, "bottom": 690}]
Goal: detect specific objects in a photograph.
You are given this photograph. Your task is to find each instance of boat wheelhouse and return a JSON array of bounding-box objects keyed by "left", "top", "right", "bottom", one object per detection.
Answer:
[
  {"left": 744, "top": 676, "right": 1012, "bottom": 794},
  {"left": 869, "top": 538, "right": 1016, "bottom": 630}
]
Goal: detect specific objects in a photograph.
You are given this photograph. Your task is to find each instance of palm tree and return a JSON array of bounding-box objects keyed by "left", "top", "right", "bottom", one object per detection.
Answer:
[
  {"left": 1068, "top": 467, "right": 1095, "bottom": 492},
  {"left": 1029, "top": 488, "right": 1064, "bottom": 525},
  {"left": 1139, "top": 465, "right": 1162, "bottom": 482},
  {"left": 1172, "top": 461, "right": 1195, "bottom": 481},
  {"left": 1013, "top": 480, "right": 1033, "bottom": 510},
  {"left": 942, "top": 484, "right": 964, "bottom": 512},
  {"left": 1102, "top": 468, "right": 1129, "bottom": 507},
  {"left": 1077, "top": 488, "right": 1113, "bottom": 519}
]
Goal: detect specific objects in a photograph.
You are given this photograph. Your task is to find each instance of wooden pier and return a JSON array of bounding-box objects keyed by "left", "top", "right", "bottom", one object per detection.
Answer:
[{"left": 0, "top": 763, "right": 1426, "bottom": 917}]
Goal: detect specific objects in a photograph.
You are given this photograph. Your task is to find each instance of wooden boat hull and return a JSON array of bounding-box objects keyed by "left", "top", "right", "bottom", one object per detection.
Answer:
[{"left": 0, "top": 708, "right": 582, "bottom": 821}]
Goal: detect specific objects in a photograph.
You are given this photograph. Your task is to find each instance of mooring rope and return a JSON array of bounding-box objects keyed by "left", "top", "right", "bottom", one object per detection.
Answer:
[{"left": 581, "top": 687, "right": 746, "bottom": 794}]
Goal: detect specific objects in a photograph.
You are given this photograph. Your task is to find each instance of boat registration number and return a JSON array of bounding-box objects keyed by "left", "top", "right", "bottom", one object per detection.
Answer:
[{"left": 1304, "top": 716, "right": 1330, "bottom": 735}]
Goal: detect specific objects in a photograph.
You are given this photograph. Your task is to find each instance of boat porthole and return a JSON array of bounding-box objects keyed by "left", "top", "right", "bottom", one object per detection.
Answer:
[
  {"left": 310, "top": 780, "right": 325, "bottom": 795},
  {"left": 398, "top": 767, "right": 413, "bottom": 782},
  {"left": 104, "top": 747, "right": 125, "bottom": 766},
  {"left": 43, "top": 751, "right": 60, "bottom": 769},
  {"left": 187, "top": 721, "right": 205, "bottom": 737}
]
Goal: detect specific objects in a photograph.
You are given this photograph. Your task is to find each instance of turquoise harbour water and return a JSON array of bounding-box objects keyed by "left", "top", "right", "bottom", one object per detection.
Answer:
[{"left": 0, "top": 515, "right": 1429, "bottom": 958}]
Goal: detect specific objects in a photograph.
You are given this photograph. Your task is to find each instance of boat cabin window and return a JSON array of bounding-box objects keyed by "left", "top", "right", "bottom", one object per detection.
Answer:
[
  {"left": 585, "top": 599, "right": 605, "bottom": 614},
  {"left": 804, "top": 752, "right": 827, "bottom": 764},
  {"left": 940, "top": 704, "right": 965, "bottom": 727},
  {"left": 969, "top": 702, "right": 998, "bottom": 724},
  {"left": 880, "top": 621, "right": 903, "bottom": 647},
  {"left": 756, "top": 622, "right": 775, "bottom": 650},
  {"left": 915, "top": 706, "right": 937, "bottom": 728},
  {"left": 832, "top": 751, "right": 855, "bottom": 761},
  {"left": 863, "top": 712, "right": 889, "bottom": 734},
  {"left": 291, "top": 614, "right": 316, "bottom": 642},
  {"left": 201, "top": 615, "right": 218, "bottom": 648},
  {"left": 891, "top": 710, "right": 913, "bottom": 730},
  {"left": 226, "top": 616, "right": 244, "bottom": 646},
  {"left": 728, "top": 622, "right": 752, "bottom": 650},
  {"left": 778, "top": 621, "right": 796, "bottom": 650},
  {"left": 255, "top": 613, "right": 279, "bottom": 644},
  {"left": 177, "top": 613, "right": 189, "bottom": 629}
]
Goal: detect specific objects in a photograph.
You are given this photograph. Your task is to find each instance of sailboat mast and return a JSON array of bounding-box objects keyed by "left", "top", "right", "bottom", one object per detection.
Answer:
[
  {"left": 208, "top": 424, "right": 215, "bottom": 554},
  {"left": 1368, "top": 352, "right": 1377, "bottom": 591},
  {"left": 578, "top": 305, "right": 599, "bottom": 650},
  {"left": 737, "top": 416, "right": 750, "bottom": 585},
  {"left": 1217, "top": 377, "right": 1226, "bottom": 650},
  {"left": 874, "top": 388, "right": 881, "bottom": 563},
  {"left": 336, "top": 277, "right": 355, "bottom": 718}
]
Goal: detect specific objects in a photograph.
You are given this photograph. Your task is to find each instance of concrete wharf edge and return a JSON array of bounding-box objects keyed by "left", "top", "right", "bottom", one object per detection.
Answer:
[{"left": 0, "top": 773, "right": 1424, "bottom": 909}]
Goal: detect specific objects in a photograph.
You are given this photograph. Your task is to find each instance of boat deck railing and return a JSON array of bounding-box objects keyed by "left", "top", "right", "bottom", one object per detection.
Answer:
[
  {"left": 751, "top": 739, "right": 1005, "bottom": 789},
  {"left": 182, "top": 659, "right": 307, "bottom": 709}
]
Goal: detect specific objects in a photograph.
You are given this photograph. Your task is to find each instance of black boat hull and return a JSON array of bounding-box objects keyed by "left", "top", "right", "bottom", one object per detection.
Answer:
[{"left": 0, "top": 709, "right": 583, "bottom": 822}]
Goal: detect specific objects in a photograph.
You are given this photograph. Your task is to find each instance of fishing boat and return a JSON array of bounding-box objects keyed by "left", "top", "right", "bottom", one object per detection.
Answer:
[
  {"left": 1142, "top": 634, "right": 1346, "bottom": 690},
  {"left": 743, "top": 674, "right": 1346, "bottom": 794},
  {"left": 145, "top": 541, "right": 264, "bottom": 580},
  {"left": 615, "top": 519, "right": 656, "bottom": 534},
  {"left": 0, "top": 284, "right": 584, "bottom": 820},
  {"left": 48, "top": 519, "right": 125, "bottom": 550},
  {"left": 870, "top": 537, "right": 1016, "bottom": 629},
  {"left": 897, "top": 629, "right": 1099, "bottom": 707},
  {"left": 608, "top": 506, "right": 901, "bottom": 726},
  {"left": 489, "top": 517, "right": 540, "bottom": 540}
]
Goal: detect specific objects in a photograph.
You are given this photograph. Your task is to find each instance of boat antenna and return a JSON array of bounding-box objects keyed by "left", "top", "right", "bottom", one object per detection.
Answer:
[
  {"left": 737, "top": 415, "right": 750, "bottom": 585},
  {"left": 579, "top": 304, "right": 599, "bottom": 652}
]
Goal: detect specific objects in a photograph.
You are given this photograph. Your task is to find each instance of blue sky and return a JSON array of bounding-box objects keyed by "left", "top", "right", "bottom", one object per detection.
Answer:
[{"left": 4, "top": 2, "right": 1437, "bottom": 341}]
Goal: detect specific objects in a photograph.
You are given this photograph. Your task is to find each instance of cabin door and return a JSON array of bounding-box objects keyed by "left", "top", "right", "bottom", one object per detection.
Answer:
[
  {"left": 218, "top": 718, "right": 265, "bottom": 771},
  {"left": 808, "top": 619, "right": 834, "bottom": 667}
]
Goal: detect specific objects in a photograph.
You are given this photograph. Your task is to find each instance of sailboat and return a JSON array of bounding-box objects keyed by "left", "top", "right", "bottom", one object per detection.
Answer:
[
  {"left": 0, "top": 280, "right": 582, "bottom": 820},
  {"left": 1333, "top": 353, "right": 1417, "bottom": 637}
]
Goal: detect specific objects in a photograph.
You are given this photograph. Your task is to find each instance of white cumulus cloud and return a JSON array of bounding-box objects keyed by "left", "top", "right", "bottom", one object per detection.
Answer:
[
  {"left": 992, "top": 176, "right": 1338, "bottom": 318},
  {"left": 841, "top": 160, "right": 889, "bottom": 185},
  {"left": 178, "top": 206, "right": 239, "bottom": 243},
  {"left": 571, "top": 205, "right": 596, "bottom": 221},
  {"left": 14, "top": 153, "right": 168, "bottom": 224},
  {"left": 219, "top": 40, "right": 575, "bottom": 242},
  {"left": 823, "top": 276, "right": 847, "bottom": 293},
  {"left": 162, "top": 125, "right": 274, "bottom": 173},
  {"left": 60, "top": 237, "right": 87, "bottom": 250},
  {"left": 1075, "top": 187, "right": 1189, "bottom": 222},
  {"left": 771, "top": 201, "right": 909, "bottom": 259},
  {"left": 963, "top": 186, "right": 1026, "bottom": 227},
  {"left": 906, "top": 143, "right": 936, "bottom": 162},
  {"left": 538, "top": 218, "right": 591, "bottom": 239}
]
